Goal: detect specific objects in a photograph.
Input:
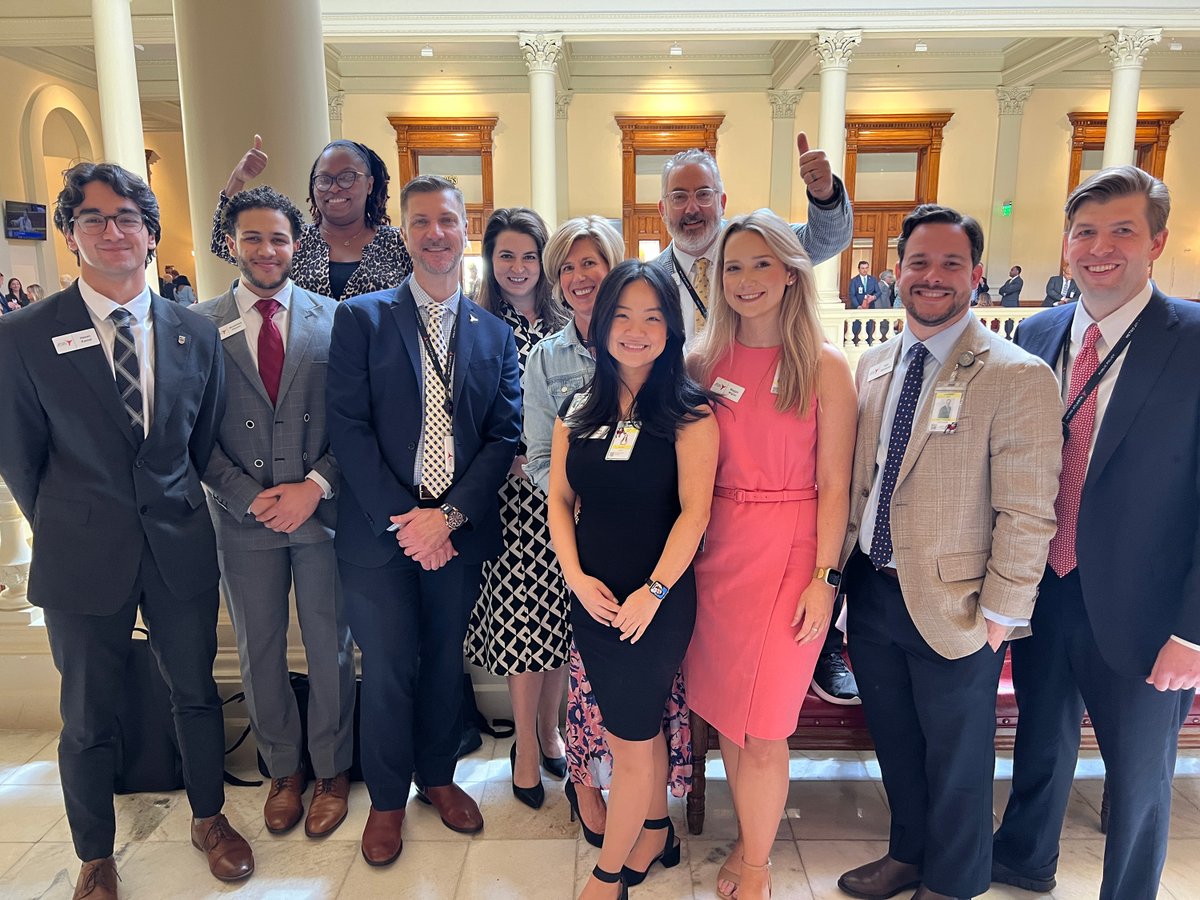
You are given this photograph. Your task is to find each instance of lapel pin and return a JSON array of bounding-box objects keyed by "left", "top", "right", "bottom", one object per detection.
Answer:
[
  {"left": 957, "top": 351, "right": 975, "bottom": 367},
  {"left": 178, "top": 335, "right": 188, "bottom": 345},
  {"left": 469, "top": 313, "right": 479, "bottom": 323}
]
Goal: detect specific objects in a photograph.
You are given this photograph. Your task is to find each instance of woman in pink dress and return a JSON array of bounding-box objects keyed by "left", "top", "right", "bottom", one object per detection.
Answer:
[{"left": 686, "top": 210, "right": 856, "bottom": 900}]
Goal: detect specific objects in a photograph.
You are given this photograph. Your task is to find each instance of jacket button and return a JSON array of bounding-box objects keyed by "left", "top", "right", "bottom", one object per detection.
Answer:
[
  {"left": 246, "top": 420, "right": 255, "bottom": 429},
  {"left": 407, "top": 442, "right": 416, "bottom": 451},
  {"left": 303, "top": 413, "right": 311, "bottom": 422},
  {"left": 860, "top": 488, "right": 869, "bottom": 497},
  {"left": 135, "top": 459, "right": 144, "bottom": 468},
  {"left": 848, "top": 523, "right": 857, "bottom": 533},
  {"left": 139, "top": 505, "right": 149, "bottom": 514},
  {"left": 560, "top": 385, "right": 570, "bottom": 393},
  {"left": 254, "top": 459, "right": 264, "bottom": 468},
  {"left": 302, "top": 452, "right": 309, "bottom": 461}
]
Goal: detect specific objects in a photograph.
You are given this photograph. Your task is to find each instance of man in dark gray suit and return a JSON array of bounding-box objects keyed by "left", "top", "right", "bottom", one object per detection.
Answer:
[
  {"left": 1042, "top": 264, "right": 1082, "bottom": 307},
  {"left": 0, "top": 163, "right": 253, "bottom": 899},
  {"left": 998, "top": 265, "right": 1024, "bottom": 307},
  {"left": 197, "top": 187, "right": 356, "bottom": 841}
]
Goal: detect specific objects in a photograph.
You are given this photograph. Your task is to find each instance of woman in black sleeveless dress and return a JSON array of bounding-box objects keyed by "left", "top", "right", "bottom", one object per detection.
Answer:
[{"left": 547, "top": 260, "right": 718, "bottom": 900}]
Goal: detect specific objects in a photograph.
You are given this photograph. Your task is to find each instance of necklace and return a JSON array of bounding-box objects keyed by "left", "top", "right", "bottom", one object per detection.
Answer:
[{"left": 322, "top": 224, "right": 365, "bottom": 248}]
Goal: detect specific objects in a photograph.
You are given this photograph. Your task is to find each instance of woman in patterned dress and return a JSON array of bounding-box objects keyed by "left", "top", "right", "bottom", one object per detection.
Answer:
[
  {"left": 210, "top": 138, "right": 412, "bottom": 300},
  {"left": 466, "top": 208, "right": 573, "bottom": 809}
]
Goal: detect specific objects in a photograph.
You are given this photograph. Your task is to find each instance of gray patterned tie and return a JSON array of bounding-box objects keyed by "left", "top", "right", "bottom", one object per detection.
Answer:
[
  {"left": 421, "top": 302, "right": 453, "bottom": 498},
  {"left": 109, "top": 307, "right": 144, "bottom": 439}
]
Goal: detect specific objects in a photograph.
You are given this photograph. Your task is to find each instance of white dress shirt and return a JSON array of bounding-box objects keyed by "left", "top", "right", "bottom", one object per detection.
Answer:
[
  {"left": 78, "top": 277, "right": 155, "bottom": 437},
  {"left": 670, "top": 245, "right": 712, "bottom": 343}
]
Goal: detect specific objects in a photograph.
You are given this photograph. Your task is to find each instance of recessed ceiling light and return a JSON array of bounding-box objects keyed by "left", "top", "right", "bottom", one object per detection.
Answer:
[
  {"left": 914, "top": 40, "right": 928, "bottom": 53},
  {"left": 421, "top": 44, "right": 434, "bottom": 58},
  {"left": 669, "top": 42, "right": 683, "bottom": 57},
  {"left": 1170, "top": 39, "right": 1183, "bottom": 51}
]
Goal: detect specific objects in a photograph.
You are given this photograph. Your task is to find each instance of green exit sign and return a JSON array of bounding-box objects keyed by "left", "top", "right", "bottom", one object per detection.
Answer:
[{"left": 1002, "top": 201, "right": 1013, "bottom": 217}]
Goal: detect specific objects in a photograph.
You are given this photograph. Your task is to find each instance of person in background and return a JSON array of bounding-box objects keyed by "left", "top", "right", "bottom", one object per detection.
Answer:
[
  {"left": 173, "top": 274, "right": 197, "bottom": 305},
  {"left": 876, "top": 269, "right": 897, "bottom": 309},
  {"left": 998, "top": 264, "right": 1024, "bottom": 307},
  {"left": 212, "top": 136, "right": 413, "bottom": 301},
  {"left": 1042, "top": 264, "right": 1081, "bottom": 307},
  {"left": 26, "top": 283, "right": 44, "bottom": 303},
  {"left": 850, "top": 260, "right": 880, "bottom": 310},
  {"left": 5, "top": 277, "right": 30, "bottom": 311},
  {"left": 160, "top": 265, "right": 177, "bottom": 301}
]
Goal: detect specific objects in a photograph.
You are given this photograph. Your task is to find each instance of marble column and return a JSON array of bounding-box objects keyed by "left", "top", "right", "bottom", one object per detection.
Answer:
[
  {"left": 91, "top": 0, "right": 147, "bottom": 179},
  {"left": 555, "top": 92, "right": 573, "bottom": 225},
  {"left": 0, "top": 478, "right": 31, "bottom": 614},
  {"left": 812, "top": 30, "right": 861, "bottom": 313},
  {"left": 987, "top": 86, "right": 1033, "bottom": 280},
  {"left": 519, "top": 32, "right": 563, "bottom": 229},
  {"left": 1100, "top": 28, "right": 1162, "bottom": 168},
  {"left": 767, "top": 90, "right": 804, "bottom": 217},
  {"left": 172, "top": 0, "right": 330, "bottom": 297}
]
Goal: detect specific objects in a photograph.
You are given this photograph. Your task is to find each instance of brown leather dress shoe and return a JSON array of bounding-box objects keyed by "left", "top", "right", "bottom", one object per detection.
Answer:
[
  {"left": 73, "top": 857, "right": 119, "bottom": 900},
  {"left": 263, "top": 770, "right": 305, "bottom": 834},
  {"left": 191, "top": 813, "right": 255, "bottom": 882},
  {"left": 361, "top": 806, "right": 405, "bottom": 866},
  {"left": 838, "top": 854, "right": 921, "bottom": 899},
  {"left": 912, "top": 887, "right": 962, "bottom": 900},
  {"left": 416, "top": 782, "right": 484, "bottom": 834},
  {"left": 306, "top": 772, "right": 350, "bottom": 837}
]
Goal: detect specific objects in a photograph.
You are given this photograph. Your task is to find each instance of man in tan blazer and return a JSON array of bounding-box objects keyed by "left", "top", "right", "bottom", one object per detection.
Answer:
[{"left": 835, "top": 204, "right": 1062, "bottom": 900}]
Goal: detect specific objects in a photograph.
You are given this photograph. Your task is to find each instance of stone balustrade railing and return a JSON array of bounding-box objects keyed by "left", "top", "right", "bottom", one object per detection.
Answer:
[{"left": 822, "top": 306, "right": 1043, "bottom": 366}]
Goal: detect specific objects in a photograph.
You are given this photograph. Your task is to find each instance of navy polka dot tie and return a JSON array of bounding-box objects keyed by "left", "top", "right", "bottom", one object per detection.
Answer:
[{"left": 869, "top": 342, "right": 928, "bottom": 568}]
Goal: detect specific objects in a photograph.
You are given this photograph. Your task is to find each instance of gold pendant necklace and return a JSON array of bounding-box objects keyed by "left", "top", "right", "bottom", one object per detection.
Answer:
[{"left": 323, "top": 225, "right": 364, "bottom": 248}]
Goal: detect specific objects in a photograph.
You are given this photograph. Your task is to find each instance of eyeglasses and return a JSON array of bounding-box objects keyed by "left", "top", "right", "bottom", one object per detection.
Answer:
[
  {"left": 665, "top": 188, "right": 718, "bottom": 210},
  {"left": 71, "top": 213, "right": 146, "bottom": 235},
  {"left": 313, "top": 171, "right": 367, "bottom": 192}
]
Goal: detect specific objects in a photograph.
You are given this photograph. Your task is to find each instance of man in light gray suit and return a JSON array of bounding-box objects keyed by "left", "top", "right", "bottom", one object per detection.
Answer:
[{"left": 197, "top": 186, "right": 356, "bottom": 840}]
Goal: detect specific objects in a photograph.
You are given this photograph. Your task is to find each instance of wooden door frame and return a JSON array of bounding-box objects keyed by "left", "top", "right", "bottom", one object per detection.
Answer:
[{"left": 1065, "top": 111, "right": 1180, "bottom": 194}]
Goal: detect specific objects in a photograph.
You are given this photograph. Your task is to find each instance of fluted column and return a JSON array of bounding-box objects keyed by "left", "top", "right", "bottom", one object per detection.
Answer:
[
  {"left": 329, "top": 91, "right": 345, "bottom": 141},
  {"left": 555, "top": 92, "right": 573, "bottom": 224},
  {"left": 767, "top": 90, "right": 804, "bottom": 217},
  {"left": 91, "top": 0, "right": 147, "bottom": 179},
  {"left": 172, "top": 0, "right": 330, "bottom": 298},
  {"left": 813, "top": 30, "right": 861, "bottom": 312},
  {"left": 519, "top": 32, "right": 563, "bottom": 229},
  {"left": 987, "top": 86, "right": 1033, "bottom": 280},
  {"left": 0, "top": 478, "right": 31, "bottom": 614},
  {"left": 1100, "top": 28, "right": 1162, "bottom": 167}
]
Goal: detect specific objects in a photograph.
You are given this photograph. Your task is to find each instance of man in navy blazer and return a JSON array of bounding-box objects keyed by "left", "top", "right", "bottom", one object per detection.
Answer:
[
  {"left": 849, "top": 259, "right": 880, "bottom": 309},
  {"left": 0, "top": 163, "right": 254, "bottom": 898},
  {"left": 326, "top": 175, "right": 520, "bottom": 866},
  {"left": 993, "top": 166, "right": 1200, "bottom": 899}
]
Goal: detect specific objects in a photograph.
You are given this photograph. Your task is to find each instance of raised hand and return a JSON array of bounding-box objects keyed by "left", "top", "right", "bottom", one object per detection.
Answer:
[{"left": 796, "top": 132, "right": 835, "bottom": 202}]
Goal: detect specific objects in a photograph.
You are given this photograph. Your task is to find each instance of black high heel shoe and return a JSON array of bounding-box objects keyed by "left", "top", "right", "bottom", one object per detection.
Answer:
[
  {"left": 620, "top": 816, "right": 681, "bottom": 886},
  {"left": 591, "top": 865, "right": 628, "bottom": 900},
  {"left": 537, "top": 733, "right": 568, "bottom": 780},
  {"left": 564, "top": 779, "right": 604, "bottom": 848},
  {"left": 509, "top": 743, "right": 545, "bottom": 809}
]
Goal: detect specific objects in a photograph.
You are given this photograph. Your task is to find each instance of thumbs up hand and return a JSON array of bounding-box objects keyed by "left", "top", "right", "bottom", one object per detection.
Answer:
[
  {"left": 796, "top": 132, "right": 835, "bottom": 202},
  {"left": 225, "top": 134, "right": 269, "bottom": 196}
]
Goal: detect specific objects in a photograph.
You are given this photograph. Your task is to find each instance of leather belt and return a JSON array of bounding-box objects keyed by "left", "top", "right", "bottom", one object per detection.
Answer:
[
  {"left": 417, "top": 484, "right": 441, "bottom": 502},
  {"left": 713, "top": 485, "right": 818, "bottom": 503},
  {"left": 877, "top": 566, "right": 899, "bottom": 580}
]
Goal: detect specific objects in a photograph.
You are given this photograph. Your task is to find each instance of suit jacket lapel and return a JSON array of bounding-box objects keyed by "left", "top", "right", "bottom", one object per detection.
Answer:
[
  {"left": 56, "top": 286, "right": 139, "bottom": 448},
  {"left": 276, "top": 289, "right": 318, "bottom": 403},
  {"left": 1020, "top": 306, "right": 1072, "bottom": 368},
  {"left": 388, "top": 281, "right": 423, "bottom": 384},
  {"left": 147, "top": 294, "right": 193, "bottom": 444},
  {"left": 1086, "top": 291, "right": 1177, "bottom": 486},
  {"left": 213, "top": 287, "right": 273, "bottom": 406},
  {"left": 452, "top": 297, "right": 480, "bottom": 406}
]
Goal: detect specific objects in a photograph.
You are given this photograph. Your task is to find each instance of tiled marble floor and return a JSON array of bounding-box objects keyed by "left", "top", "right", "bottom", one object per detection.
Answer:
[{"left": 0, "top": 730, "right": 1198, "bottom": 899}]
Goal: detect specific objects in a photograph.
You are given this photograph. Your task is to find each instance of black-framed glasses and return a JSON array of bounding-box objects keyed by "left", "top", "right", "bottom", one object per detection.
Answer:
[
  {"left": 71, "top": 213, "right": 146, "bottom": 235},
  {"left": 665, "top": 188, "right": 718, "bottom": 210},
  {"left": 313, "top": 171, "right": 367, "bottom": 192}
]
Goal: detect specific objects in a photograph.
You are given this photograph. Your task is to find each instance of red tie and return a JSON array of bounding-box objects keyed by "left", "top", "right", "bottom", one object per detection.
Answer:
[
  {"left": 1048, "top": 323, "right": 1101, "bottom": 576},
  {"left": 255, "top": 297, "right": 284, "bottom": 405}
]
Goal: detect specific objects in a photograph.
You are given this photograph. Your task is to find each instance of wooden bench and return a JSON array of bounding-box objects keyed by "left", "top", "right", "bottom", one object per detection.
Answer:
[{"left": 685, "top": 655, "right": 1200, "bottom": 834}]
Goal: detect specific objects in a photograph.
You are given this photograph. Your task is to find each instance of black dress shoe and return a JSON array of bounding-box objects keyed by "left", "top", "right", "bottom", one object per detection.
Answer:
[
  {"left": 538, "top": 734, "right": 568, "bottom": 779},
  {"left": 812, "top": 650, "right": 861, "bottom": 705},
  {"left": 510, "top": 742, "right": 545, "bottom": 809},
  {"left": 991, "top": 857, "right": 1055, "bottom": 893},
  {"left": 838, "top": 854, "right": 920, "bottom": 899}
]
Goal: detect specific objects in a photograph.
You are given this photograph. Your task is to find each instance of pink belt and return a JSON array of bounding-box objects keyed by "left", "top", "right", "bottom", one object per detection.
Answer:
[{"left": 713, "top": 485, "right": 817, "bottom": 503}]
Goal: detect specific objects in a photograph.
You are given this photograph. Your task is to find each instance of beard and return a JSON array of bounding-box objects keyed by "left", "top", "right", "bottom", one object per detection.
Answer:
[
  {"left": 668, "top": 212, "right": 722, "bottom": 257},
  {"left": 237, "top": 257, "right": 292, "bottom": 294},
  {"left": 900, "top": 285, "right": 970, "bottom": 329},
  {"left": 414, "top": 247, "right": 463, "bottom": 277}
]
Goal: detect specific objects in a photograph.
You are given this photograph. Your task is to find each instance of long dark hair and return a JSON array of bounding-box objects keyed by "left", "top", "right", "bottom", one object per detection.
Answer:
[
  {"left": 568, "top": 260, "right": 709, "bottom": 443},
  {"left": 307, "top": 140, "right": 391, "bottom": 229},
  {"left": 476, "top": 208, "right": 568, "bottom": 330}
]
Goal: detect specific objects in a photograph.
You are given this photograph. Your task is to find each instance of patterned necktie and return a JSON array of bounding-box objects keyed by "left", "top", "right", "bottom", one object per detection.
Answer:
[
  {"left": 691, "top": 257, "right": 710, "bottom": 334},
  {"left": 869, "top": 342, "right": 928, "bottom": 568},
  {"left": 421, "top": 302, "right": 453, "bottom": 498},
  {"left": 1048, "top": 323, "right": 1101, "bottom": 576},
  {"left": 109, "top": 307, "right": 144, "bottom": 439},
  {"left": 255, "top": 297, "right": 284, "bottom": 405}
]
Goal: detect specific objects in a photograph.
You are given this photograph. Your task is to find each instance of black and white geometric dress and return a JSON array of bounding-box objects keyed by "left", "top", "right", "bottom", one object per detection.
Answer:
[{"left": 465, "top": 302, "right": 572, "bottom": 675}]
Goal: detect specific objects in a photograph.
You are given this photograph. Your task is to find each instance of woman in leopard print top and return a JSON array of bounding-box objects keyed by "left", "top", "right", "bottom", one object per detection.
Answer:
[{"left": 211, "top": 139, "right": 412, "bottom": 300}]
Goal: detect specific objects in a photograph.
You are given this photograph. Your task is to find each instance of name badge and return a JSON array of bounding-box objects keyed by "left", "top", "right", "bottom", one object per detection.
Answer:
[
  {"left": 605, "top": 421, "right": 641, "bottom": 461},
  {"left": 443, "top": 434, "right": 456, "bottom": 474},
  {"left": 928, "top": 389, "right": 964, "bottom": 433},
  {"left": 867, "top": 358, "right": 894, "bottom": 382},
  {"left": 219, "top": 318, "right": 247, "bottom": 340},
  {"left": 52, "top": 328, "right": 100, "bottom": 355},
  {"left": 711, "top": 377, "right": 745, "bottom": 402}
]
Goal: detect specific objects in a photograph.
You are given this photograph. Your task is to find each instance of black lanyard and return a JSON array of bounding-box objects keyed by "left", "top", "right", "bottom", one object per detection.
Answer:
[
  {"left": 1058, "top": 311, "right": 1143, "bottom": 439},
  {"left": 672, "top": 252, "right": 708, "bottom": 321},
  {"left": 414, "top": 302, "right": 460, "bottom": 417}
]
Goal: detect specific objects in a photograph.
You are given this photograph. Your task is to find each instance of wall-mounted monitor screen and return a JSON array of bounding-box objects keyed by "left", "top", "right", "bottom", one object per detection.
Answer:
[{"left": 5, "top": 201, "right": 47, "bottom": 241}]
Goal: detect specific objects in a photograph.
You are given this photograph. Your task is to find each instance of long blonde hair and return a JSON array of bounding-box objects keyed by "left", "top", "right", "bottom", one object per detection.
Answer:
[{"left": 694, "top": 209, "right": 824, "bottom": 416}]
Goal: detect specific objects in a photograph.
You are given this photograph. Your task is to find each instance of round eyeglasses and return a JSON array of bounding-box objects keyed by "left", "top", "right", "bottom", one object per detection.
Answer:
[
  {"left": 665, "top": 188, "right": 719, "bottom": 210},
  {"left": 313, "top": 171, "right": 367, "bottom": 192},
  {"left": 71, "top": 213, "right": 146, "bottom": 235}
]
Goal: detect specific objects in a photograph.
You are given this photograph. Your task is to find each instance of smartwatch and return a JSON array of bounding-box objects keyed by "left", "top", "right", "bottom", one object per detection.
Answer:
[
  {"left": 814, "top": 567, "right": 842, "bottom": 588},
  {"left": 644, "top": 578, "right": 670, "bottom": 601}
]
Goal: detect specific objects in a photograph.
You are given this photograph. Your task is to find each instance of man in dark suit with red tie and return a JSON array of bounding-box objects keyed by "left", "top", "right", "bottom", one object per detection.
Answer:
[
  {"left": 0, "top": 163, "right": 253, "bottom": 899},
  {"left": 993, "top": 166, "right": 1200, "bottom": 899},
  {"left": 326, "top": 175, "right": 520, "bottom": 866}
]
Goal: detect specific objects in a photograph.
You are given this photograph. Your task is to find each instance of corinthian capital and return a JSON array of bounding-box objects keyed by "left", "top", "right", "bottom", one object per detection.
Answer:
[
  {"left": 813, "top": 30, "right": 862, "bottom": 71},
  {"left": 996, "top": 86, "right": 1033, "bottom": 116},
  {"left": 519, "top": 32, "right": 564, "bottom": 74},
  {"left": 1100, "top": 28, "right": 1162, "bottom": 69},
  {"left": 767, "top": 90, "right": 804, "bottom": 119}
]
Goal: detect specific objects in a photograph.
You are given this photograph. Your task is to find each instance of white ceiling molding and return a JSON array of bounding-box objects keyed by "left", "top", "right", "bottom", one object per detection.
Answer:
[
  {"left": 1001, "top": 37, "right": 1100, "bottom": 85},
  {"left": 771, "top": 40, "right": 821, "bottom": 90}
]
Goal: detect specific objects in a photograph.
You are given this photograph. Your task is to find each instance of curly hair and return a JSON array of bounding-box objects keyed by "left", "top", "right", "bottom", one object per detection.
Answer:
[
  {"left": 307, "top": 140, "right": 392, "bottom": 229},
  {"left": 53, "top": 162, "right": 160, "bottom": 266},
  {"left": 221, "top": 185, "right": 303, "bottom": 239}
]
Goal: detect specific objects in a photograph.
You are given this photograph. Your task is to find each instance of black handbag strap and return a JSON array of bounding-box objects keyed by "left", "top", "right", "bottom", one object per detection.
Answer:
[{"left": 221, "top": 692, "right": 263, "bottom": 787}]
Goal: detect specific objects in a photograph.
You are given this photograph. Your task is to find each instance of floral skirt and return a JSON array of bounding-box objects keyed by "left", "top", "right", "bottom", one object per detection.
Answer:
[{"left": 565, "top": 641, "right": 692, "bottom": 797}]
